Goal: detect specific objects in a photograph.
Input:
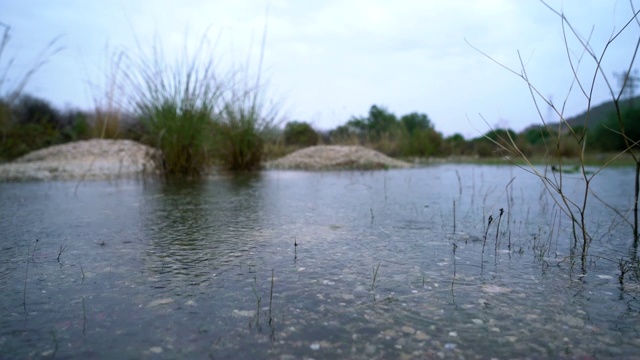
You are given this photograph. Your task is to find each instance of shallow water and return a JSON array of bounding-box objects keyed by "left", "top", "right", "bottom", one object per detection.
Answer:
[{"left": 1, "top": 165, "right": 639, "bottom": 359}]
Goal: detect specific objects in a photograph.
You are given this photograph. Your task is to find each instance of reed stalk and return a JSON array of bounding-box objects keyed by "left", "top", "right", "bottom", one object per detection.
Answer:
[
  {"left": 452, "top": 199, "right": 456, "bottom": 234},
  {"left": 57, "top": 244, "right": 67, "bottom": 263},
  {"left": 371, "top": 262, "right": 381, "bottom": 292},
  {"left": 451, "top": 243, "right": 458, "bottom": 290},
  {"left": 22, "top": 245, "right": 29, "bottom": 313},
  {"left": 268, "top": 269, "right": 274, "bottom": 326},
  {"left": 251, "top": 276, "right": 261, "bottom": 330},
  {"left": 82, "top": 296, "right": 87, "bottom": 334},
  {"left": 494, "top": 208, "right": 504, "bottom": 256},
  {"left": 482, "top": 215, "right": 494, "bottom": 255}
]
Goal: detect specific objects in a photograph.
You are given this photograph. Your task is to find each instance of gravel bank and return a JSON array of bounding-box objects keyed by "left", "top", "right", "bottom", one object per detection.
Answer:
[
  {"left": 0, "top": 142, "right": 410, "bottom": 181},
  {"left": 0, "top": 139, "right": 161, "bottom": 181},
  {"left": 265, "top": 145, "right": 411, "bottom": 170}
]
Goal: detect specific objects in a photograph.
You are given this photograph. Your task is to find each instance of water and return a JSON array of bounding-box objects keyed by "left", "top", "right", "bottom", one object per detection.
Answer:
[{"left": 1, "top": 165, "right": 639, "bottom": 359}]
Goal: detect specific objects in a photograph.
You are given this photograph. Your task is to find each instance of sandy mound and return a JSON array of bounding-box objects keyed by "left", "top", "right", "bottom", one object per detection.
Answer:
[
  {"left": 0, "top": 139, "right": 161, "bottom": 181},
  {"left": 0, "top": 142, "right": 410, "bottom": 180},
  {"left": 265, "top": 145, "right": 411, "bottom": 170}
]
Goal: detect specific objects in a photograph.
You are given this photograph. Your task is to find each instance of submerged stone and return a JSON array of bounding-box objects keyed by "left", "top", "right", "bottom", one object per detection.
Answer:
[{"left": 148, "top": 298, "right": 174, "bottom": 307}]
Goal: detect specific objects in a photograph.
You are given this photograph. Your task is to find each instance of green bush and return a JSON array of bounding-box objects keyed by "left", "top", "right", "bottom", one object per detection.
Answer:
[
  {"left": 0, "top": 94, "right": 96, "bottom": 161},
  {"left": 0, "top": 100, "right": 11, "bottom": 155},
  {"left": 0, "top": 95, "right": 64, "bottom": 161},
  {"left": 58, "top": 110, "right": 91, "bottom": 142},
  {"left": 13, "top": 95, "right": 60, "bottom": 126},
  {"left": 473, "top": 140, "right": 496, "bottom": 158},
  {"left": 0, "top": 24, "right": 63, "bottom": 161},
  {"left": 0, "top": 120, "right": 60, "bottom": 161},
  {"left": 328, "top": 123, "right": 362, "bottom": 144},
  {"left": 283, "top": 121, "right": 319, "bottom": 147},
  {"left": 443, "top": 133, "right": 471, "bottom": 156},
  {"left": 399, "top": 128, "right": 442, "bottom": 157}
]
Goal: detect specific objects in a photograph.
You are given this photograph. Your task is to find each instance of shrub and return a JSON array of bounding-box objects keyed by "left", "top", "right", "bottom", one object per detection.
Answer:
[
  {"left": 0, "top": 95, "right": 63, "bottom": 160},
  {"left": 372, "top": 132, "right": 401, "bottom": 157},
  {"left": 0, "top": 100, "right": 10, "bottom": 145},
  {"left": 59, "top": 109, "right": 91, "bottom": 142},
  {"left": 0, "top": 24, "right": 62, "bottom": 161},
  {"left": 329, "top": 124, "right": 363, "bottom": 145},
  {"left": 13, "top": 95, "right": 61, "bottom": 126},
  {"left": 398, "top": 129, "right": 440, "bottom": 157},
  {"left": 474, "top": 140, "right": 495, "bottom": 158},
  {"left": 283, "top": 121, "right": 319, "bottom": 147},
  {"left": 443, "top": 133, "right": 470, "bottom": 156}
]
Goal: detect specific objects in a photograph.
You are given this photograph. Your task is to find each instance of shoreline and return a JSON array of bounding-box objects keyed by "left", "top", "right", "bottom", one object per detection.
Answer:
[{"left": 0, "top": 140, "right": 636, "bottom": 181}]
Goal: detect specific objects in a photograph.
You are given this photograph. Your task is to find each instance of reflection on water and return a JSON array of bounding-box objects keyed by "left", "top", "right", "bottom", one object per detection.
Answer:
[
  {"left": 0, "top": 165, "right": 639, "bottom": 359},
  {"left": 141, "top": 175, "right": 269, "bottom": 291}
]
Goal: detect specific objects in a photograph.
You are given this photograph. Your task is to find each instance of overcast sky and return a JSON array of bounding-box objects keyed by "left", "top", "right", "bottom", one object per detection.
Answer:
[{"left": 1, "top": 0, "right": 638, "bottom": 137}]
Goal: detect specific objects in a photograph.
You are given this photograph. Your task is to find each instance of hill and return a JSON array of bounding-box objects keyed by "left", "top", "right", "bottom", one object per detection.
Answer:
[{"left": 541, "top": 96, "right": 640, "bottom": 132}]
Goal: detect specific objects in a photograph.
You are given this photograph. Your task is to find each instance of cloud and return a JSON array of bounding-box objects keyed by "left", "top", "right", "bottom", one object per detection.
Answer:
[{"left": 1, "top": 0, "right": 638, "bottom": 137}]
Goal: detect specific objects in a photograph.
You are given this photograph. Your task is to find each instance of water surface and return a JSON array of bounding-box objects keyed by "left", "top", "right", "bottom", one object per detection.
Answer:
[{"left": 1, "top": 165, "right": 639, "bottom": 359}]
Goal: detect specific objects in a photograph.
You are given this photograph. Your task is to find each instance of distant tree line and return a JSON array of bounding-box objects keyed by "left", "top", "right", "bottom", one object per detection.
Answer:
[
  {"left": 1, "top": 95, "right": 639, "bottom": 163},
  {"left": 326, "top": 105, "right": 442, "bottom": 157},
  {"left": 282, "top": 103, "right": 640, "bottom": 160}
]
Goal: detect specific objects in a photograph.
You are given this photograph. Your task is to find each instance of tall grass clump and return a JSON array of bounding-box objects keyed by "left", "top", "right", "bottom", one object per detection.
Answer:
[
  {"left": 119, "top": 34, "right": 224, "bottom": 177},
  {"left": 90, "top": 52, "right": 125, "bottom": 139},
  {"left": 211, "top": 24, "right": 280, "bottom": 171},
  {"left": 213, "top": 77, "right": 279, "bottom": 171},
  {"left": 470, "top": 0, "right": 640, "bottom": 263},
  {"left": 116, "top": 26, "right": 279, "bottom": 175}
]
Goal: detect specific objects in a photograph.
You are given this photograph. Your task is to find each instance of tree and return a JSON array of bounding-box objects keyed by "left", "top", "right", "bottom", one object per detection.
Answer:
[
  {"left": 444, "top": 133, "right": 470, "bottom": 155},
  {"left": 13, "top": 94, "right": 61, "bottom": 127},
  {"left": 366, "top": 105, "right": 399, "bottom": 139},
  {"left": 399, "top": 128, "right": 443, "bottom": 157},
  {"left": 400, "top": 112, "right": 432, "bottom": 134},
  {"left": 522, "top": 126, "right": 554, "bottom": 145}
]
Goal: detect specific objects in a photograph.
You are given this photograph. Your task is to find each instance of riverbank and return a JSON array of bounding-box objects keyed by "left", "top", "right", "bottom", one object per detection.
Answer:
[
  {"left": 1, "top": 139, "right": 635, "bottom": 181},
  {"left": 0, "top": 140, "right": 412, "bottom": 181},
  {"left": 0, "top": 139, "right": 161, "bottom": 181},
  {"left": 264, "top": 145, "right": 411, "bottom": 170}
]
